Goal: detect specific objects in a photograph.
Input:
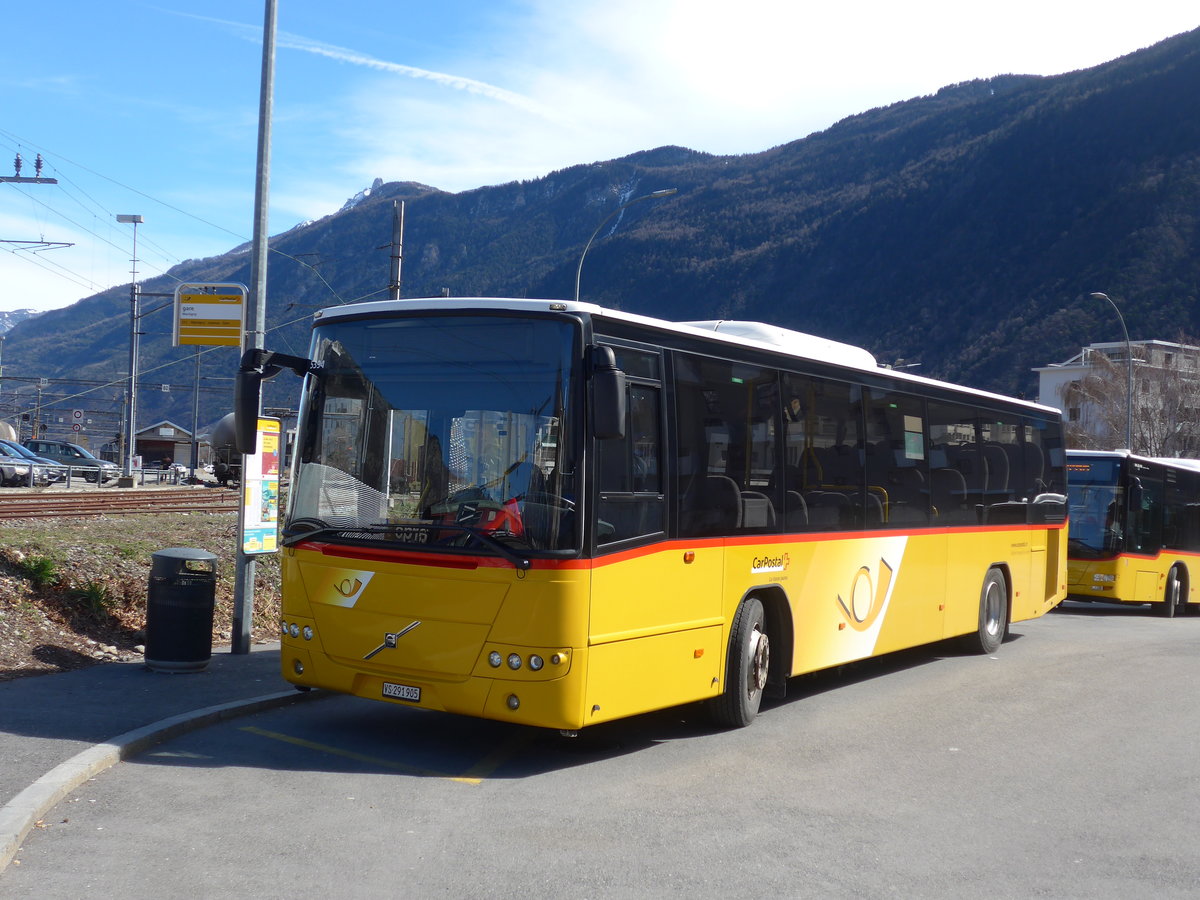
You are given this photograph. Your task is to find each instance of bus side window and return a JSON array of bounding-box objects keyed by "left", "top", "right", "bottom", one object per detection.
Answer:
[
  {"left": 596, "top": 383, "right": 664, "bottom": 545},
  {"left": 864, "top": 388, "right": 929, "bottom": 527}
]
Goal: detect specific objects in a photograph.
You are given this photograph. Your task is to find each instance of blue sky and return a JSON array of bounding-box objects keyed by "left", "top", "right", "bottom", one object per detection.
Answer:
[{"left": 3, "top": 1, "right": 1198, "bottom": 312}]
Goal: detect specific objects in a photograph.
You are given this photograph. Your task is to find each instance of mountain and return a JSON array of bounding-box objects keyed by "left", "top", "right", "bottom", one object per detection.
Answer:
[
  {"left": 4, "top": 27, "right": 1200, "bottom": 440},
  {"left": 0, "top": 308, "right": 41, "bottom": 335}
]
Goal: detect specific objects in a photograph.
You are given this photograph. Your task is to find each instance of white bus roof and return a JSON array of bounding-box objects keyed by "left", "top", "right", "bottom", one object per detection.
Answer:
[
  {"left": 1067, "top": 449, "right": 1200, "bottom": 472},
  {"left": 314, "top": 297, "right": 1059, "bottom": 416}
]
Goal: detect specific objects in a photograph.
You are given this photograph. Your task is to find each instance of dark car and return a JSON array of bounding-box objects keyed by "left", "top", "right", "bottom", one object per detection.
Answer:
[{"left": 24, "top": 439, "right": 120, "bottom": 483}]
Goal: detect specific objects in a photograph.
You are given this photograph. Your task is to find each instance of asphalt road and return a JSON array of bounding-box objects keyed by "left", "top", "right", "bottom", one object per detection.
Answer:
[{"left": 5, "top": 603, "right": 1199, "bottom": 899}]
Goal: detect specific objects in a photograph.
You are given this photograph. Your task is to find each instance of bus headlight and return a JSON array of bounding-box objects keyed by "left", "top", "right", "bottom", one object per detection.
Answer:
[
  {"left": 489, "top": 651, "right": 503, "bottom": 668},
  {"left": 528, "top": 655, "right": 544, "bottom": 671},
  {"left": 507, "top": 653, "right": 522, "bottom": 670}
]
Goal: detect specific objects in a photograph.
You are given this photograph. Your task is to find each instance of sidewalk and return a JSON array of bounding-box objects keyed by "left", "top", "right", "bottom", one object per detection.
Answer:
[{"left": 0, "top": 642, "right": 323, "bottom": 871}]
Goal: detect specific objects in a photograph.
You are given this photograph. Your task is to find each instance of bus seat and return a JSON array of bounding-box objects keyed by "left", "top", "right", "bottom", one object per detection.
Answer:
[
  {"left": 854, "top": 492, "right": 884, "bottom": 525},
  {"left": 784, "top": 490, "right": 808, "bottom": 529},
  {"left": 982, "top": 442, "right": 1010, "bottom": 495},
  {"left": 946, "top": 444, "right": 988, "bottom": 494},
  {"left": 930, "top": 467, "right": 967, "bottom": 517},
  {"left": 805, "top": 490, "right": 849, "bottom": 528},
  {"left": 1023, "top": 443, "right": 1045, "bottom": 484},
  {"left": 698, "top": 475, "right": 742, "bottom": 533},
  {"left": 740, "top": 490, "right": 776, "bottom": 531}
]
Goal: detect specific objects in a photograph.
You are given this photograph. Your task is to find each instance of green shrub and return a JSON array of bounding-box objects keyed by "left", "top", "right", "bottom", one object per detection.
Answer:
[
  {"left": 68, "top": 579, "right": 116, "bottom": 616},
  {"left": 17, "top": 555, "right": 60, "bottom": 588}
]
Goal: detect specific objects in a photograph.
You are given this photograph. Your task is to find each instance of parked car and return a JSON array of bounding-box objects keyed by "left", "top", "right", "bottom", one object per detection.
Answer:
[
  {"left": 0, "top": 451, "right": 46, "bottom": 487},
  {"left": 23, "top": 439, "right": 120, "bottom": 483},
  {"left": 0, "top": 438, "right": 67, "bottom": 483}
]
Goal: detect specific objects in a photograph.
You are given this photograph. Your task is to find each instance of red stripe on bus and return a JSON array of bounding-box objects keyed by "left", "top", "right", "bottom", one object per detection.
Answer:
[{"left": 298, "top": 520, "right": 1067, "bottom": 571}]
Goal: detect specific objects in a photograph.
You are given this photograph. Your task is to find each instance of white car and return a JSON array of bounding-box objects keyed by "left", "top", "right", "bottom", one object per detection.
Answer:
[{"left": 0, "top": 453, "right": 41, "bottom": 487}]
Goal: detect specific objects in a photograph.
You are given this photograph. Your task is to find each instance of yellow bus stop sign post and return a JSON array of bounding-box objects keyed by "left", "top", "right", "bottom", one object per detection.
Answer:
[{"left": 173, "top": 283, "right": 247, "bottom": 348}]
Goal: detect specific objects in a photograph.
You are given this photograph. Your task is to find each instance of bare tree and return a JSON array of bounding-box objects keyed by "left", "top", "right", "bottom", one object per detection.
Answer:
[{"left": 1061, "top": 337, "right": 1200, "bottom": 457}]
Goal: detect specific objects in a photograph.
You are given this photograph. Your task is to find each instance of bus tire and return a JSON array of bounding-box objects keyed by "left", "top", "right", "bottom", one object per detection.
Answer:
[
  {"left": 1161, "top": 567, "right": 1182, "bottom": 619},
  {"left": 963, "top": 567, "right": 1008, "bottom": 654},
  {"left": 710, "top": 596, "right": 769, "bottom": 729}
]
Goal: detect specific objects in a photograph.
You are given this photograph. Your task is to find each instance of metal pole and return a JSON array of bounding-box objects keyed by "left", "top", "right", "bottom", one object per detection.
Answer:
[
  {"left": 117, "top": 215, "right": 143, "bottom": 480},
  {"left": 389, "top": 200, "right": 404, "bottom": 301},
  {"left": 190, "top": 347, "right": 201, "bottom": 481},
  {"left": 233, "top": 0, "right": 277, "bottom": 654},
  {"left": 1090, "top": 292, "right": 1133, "bottom": 451},
  {"left": 574, "top": 188, "right": 676, "bottom": 302}
]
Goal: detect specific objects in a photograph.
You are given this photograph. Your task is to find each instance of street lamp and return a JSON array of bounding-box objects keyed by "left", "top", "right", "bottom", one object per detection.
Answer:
[
  {"left": 117, "top": 214, "right": 143, "bottom": 481},
  {"left": 574, "top": 188, "right": 677, "bottom": 302},
  {"left": 1090, "top": 291, "right": 1133, "bottom": 451}
]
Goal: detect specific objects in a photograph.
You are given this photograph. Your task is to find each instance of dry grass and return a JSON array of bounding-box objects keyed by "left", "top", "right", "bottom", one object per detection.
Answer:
[{"left": 0, "top": 512, "right": 281, "bottom": 681}]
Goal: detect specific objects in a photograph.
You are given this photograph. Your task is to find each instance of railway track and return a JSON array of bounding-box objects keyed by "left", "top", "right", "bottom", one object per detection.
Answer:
[{"left": 0, "top": 488, "right": 241, "bottom": 520}]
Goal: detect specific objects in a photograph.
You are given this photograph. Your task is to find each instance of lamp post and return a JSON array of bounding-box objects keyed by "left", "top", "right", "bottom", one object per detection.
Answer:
[
  {"left": 117, "top": 214, "right": 143, "bottom": 482},
  {"left": 1090, "top": 292, "right": 1133, "bottom": 451},
  {"left": 574, "top": 188, "right": 676, "bottom": 302}
]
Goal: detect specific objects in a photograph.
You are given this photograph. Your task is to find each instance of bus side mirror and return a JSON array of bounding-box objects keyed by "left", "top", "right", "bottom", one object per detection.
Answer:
[
  {"left": 590, "top": 345, "right": 626, "bottom": 440},
  {"left": 1128, "top": 477, "right": 1144, "bottom": 511},
  {"left": 234, "top": 352, "right": 265, "bottom": 454},
  {"left": 235, "top": 349, "right": 322, "bottom": 454}
]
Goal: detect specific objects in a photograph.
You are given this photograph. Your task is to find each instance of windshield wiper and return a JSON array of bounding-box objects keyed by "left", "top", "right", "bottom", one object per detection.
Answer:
[
  {"left": 431, "top": 523, "right": 532, "bottom": 570},
  {"left": 280, "top": 517, "right": 531, "bottom": 569},
  {"left": 280, "top": 518, "right": 396, "bottom": 547}
]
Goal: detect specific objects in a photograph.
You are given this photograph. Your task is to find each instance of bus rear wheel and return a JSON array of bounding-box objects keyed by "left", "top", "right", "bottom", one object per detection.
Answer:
[
  {"left": 1161, "top": 567, "right": 1182, "bottom": 618},
  {"left": 710, "top": 596, "right": 769, "bottom": 729},
  {"left": 962, "top": 567, "right": 1008, "bottom": 654}
]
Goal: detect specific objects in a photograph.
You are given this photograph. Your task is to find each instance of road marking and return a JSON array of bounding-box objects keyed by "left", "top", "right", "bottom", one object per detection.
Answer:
[{"left": 240, "top": 726, "right": 484, "bottom": 784}]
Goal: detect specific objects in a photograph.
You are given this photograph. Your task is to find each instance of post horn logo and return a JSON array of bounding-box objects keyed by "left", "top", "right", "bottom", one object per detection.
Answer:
[{"left": 837, "top": 559, "right": 894, "bottom": 632}]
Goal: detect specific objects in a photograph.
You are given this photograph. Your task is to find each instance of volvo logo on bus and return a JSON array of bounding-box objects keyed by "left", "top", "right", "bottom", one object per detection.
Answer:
[{"left": 363, "top": 620, "right": 422, "bottom": 660}]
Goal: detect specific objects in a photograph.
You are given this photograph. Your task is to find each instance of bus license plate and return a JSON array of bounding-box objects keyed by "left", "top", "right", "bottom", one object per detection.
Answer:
[{"left": 382, "top": 682, "right": 421, "bottom": 702}]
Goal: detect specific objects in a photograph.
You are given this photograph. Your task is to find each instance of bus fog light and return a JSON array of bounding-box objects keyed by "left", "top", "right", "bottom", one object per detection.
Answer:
[
  {"left": 292, "top": 659, "right": 304, "bottom": 675},
  {"left": 289, "top": 623, "right": 300, "bottom": 638},
  {"left": 489, "top": 651, "right": 503, "bottom": 668},
  {"left": 507, "top": 653, "right": 522, "bottom": 670},
  {"left": 302, "top": 626, "right": 314, "bottom": 641},
  {"left": 528, "top": 655, "right": 544, "bottom": 671},
  {"left": 551, "top": 653, "right": 565, "bottom": 665},
  {"left": 506, "top": 694, "right": 520, "bottom": 710}
]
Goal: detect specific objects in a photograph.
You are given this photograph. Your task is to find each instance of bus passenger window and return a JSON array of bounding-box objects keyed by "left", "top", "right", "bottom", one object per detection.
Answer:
[{"left": 597, "top": 384, "right": 664, "bottom": 545}]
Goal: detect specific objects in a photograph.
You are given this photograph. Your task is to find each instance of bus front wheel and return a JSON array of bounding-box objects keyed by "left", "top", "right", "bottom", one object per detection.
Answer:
[
  {"left": 710, "top": 596, "right": 769, "bottom": 729},
  {"left": 963, "top": 567, "right": 1008, "bottom": 654}
]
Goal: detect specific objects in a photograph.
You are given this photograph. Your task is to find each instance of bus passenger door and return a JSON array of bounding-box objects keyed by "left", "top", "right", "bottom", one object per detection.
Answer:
[{"left": 587, "top": 372, "right": 726, "bottom": 723}]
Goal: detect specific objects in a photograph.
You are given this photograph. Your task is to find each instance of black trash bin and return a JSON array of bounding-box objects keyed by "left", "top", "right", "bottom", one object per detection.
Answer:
[{"left": 145, "top": 547, "right": 218, "bottom": 673}]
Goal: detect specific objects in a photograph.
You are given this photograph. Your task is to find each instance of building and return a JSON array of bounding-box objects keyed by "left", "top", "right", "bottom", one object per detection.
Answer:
[
  {"left": 132, "top": 421, "right": 200, "bottom": 469},
  {"left": 1034, "top": 339, "right": 1200, "bottom": 454}
]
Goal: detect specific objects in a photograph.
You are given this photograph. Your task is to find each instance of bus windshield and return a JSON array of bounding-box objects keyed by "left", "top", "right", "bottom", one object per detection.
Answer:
[
  {"left": 287, "top": 314, "right": 578, "bottom": 556},
  {"left": 1066, "top": 456, "right": 1123, "bottom": 558}
]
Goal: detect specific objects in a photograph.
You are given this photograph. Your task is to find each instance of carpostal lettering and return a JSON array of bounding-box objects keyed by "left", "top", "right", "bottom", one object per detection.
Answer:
[{"left": 751, "top": 553, "right": 789, "bottom": 574}]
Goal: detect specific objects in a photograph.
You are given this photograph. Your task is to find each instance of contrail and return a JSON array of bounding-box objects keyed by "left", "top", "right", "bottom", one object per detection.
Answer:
[{"left": 164, "top": 10, "right": 552, "bottom": 118}]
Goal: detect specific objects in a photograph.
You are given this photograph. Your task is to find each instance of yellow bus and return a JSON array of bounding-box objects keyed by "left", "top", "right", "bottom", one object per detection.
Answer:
[
  {"left": 236, "top": 299, "right": 1068, "bottom": 731},
  {"left": 1066, "top": 450, "right": 1200, "bottom": 616}
]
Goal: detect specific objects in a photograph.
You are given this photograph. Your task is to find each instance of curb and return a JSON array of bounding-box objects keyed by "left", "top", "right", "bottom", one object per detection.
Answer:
[{"left": 0, "top": 687, "right": 326, "bottom": 873}]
